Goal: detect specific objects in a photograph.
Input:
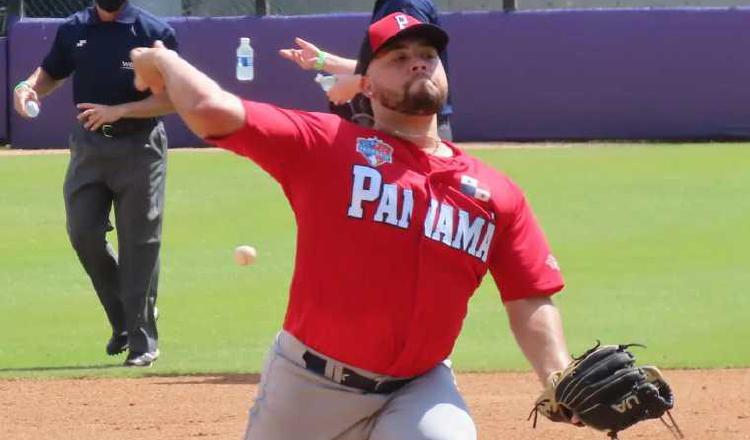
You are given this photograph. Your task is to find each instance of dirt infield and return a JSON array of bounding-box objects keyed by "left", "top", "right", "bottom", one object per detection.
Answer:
[{"left": 1, "top": 369, "right": 747, "bottom": 440}]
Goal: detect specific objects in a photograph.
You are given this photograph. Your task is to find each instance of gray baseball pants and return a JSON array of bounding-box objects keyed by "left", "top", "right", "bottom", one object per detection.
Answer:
[
  {"left": 63, "top": 122, "right": 166, "bottom": 354},
  {"left": 244, "top": 330, "right": 477, "bottom": 440}
]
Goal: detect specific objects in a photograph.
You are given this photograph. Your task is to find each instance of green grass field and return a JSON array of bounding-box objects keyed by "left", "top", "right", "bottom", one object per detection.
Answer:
[{"left": 1, "top": 143, "right": 748, "bottom": 378}]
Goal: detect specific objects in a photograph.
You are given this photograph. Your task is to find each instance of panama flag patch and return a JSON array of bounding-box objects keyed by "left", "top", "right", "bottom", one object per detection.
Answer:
[
  {"left": 460, "top": 175, "right": 491, "bottom": 202},
  {"left": 356, "top": 137, "right": 394, "bottom": 167}
]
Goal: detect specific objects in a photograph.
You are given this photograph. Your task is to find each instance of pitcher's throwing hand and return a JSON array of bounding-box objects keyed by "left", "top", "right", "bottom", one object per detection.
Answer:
[{"left": 131, "top": 40, "right": 170, "bottom": 94}]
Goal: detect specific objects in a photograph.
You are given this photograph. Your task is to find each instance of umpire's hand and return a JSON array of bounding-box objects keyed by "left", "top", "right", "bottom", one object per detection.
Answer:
[
  {"left": 76, "top": 103, "right": 127, "bottom": 131},
  {"left": 13, "top": 82, "right": 40, "bottom": 119}
]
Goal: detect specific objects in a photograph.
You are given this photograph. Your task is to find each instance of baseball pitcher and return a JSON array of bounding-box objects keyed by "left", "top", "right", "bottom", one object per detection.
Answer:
[{"left": 131, "top": 13, "right": 579, "bottom": 440}]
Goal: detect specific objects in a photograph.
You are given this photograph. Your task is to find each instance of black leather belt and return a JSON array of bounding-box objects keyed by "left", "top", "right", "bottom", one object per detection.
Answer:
[
  {"left": 302, "top": 351, "right": 413, "bottom": 394},
  {"left": 96, "top": 118, "right": 158, "bottom": 138}
]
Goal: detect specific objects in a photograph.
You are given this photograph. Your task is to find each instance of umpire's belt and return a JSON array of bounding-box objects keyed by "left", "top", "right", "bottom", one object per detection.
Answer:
[
  {"left": 98, "top": 118, "right": 158, "bottom": 138},
  {"left": 302, "top": 351, "right": 413, "bottom": 394}
]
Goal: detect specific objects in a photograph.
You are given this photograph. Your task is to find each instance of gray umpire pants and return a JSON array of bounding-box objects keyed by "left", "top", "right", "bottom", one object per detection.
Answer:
[{"left": 64, "top": 121, "right": 167, "bottom": 354}]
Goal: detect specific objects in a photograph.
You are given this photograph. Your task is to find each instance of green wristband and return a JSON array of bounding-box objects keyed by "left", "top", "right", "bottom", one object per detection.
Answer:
[
  {"left": 314, "top": 51, "right": 327, "bottom": 71},
  {"left": 14, "top": 81, "right": 31, "bottom": 92}
]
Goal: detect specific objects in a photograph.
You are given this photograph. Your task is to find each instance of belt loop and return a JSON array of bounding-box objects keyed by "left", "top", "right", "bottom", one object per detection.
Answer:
[
  {"left": 373, "top": 377, "right": 385, "bottom": 392},
  {"left": 325, "top": 359, "right": 338, "bottom": 381},
  {"left": 331, "top": 363, "right": 346, "bottom": 383}
]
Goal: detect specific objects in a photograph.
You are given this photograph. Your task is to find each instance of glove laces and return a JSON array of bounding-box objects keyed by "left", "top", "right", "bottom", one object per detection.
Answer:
[
  {"left": 526, "top": 398, "right": 548, "bottom": 428},
  {"left": 659, "top": 410, "right": 684, "bottom": 439},
  {"left": 604, "top": 410, "right": 683, "bottom": 440}
]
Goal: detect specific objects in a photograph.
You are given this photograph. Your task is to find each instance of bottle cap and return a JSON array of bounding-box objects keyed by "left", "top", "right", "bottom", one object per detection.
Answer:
[{"left": 241, "top": 37, "right": 250, "bottom": 45}]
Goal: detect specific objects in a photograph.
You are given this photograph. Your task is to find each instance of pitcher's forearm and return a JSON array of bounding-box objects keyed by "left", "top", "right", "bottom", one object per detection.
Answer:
[
  {"left": 321, "top": 53, "right": 358, "bottom": 75},
  {"left": 506, "top": 297, "right": 572, "bottom": 384},
  {"left": 153, "top": 50, "right": 244, "bottom": 138}
]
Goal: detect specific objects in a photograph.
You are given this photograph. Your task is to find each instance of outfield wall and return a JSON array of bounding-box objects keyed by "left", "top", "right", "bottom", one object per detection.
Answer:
[
  {"left": 1, "top": 37, "right": 7, "bottom": 143},
  {"left": 7, "top": 8, "right": 750, "bottom": 148}
]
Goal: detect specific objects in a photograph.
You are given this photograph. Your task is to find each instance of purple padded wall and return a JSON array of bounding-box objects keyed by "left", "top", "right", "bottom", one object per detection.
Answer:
[
  {"left": 1, "top": 37, "right": 7, "bottom": 142},
  {"left": 8, "top": 9, "right": 750, "bottom": 147},
  {"left": 444, "top": 9, "right": 750, "bottom": 141}
]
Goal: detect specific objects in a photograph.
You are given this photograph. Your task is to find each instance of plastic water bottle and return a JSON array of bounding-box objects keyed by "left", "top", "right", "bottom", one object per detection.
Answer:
[
  {"left": 25, "top": 100, "right": 40, "bottom": 118},
  {"left": 314, "top": 73, "right": 337, "bottom": 92},
  {"left": 236, "top": 37, "right": 254, "bottom": 82}
]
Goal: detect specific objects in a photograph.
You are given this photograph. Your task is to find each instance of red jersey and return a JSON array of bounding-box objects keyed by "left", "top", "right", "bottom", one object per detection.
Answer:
[{"left": 210, "top": 100, "right": 564, "bottom": 377}]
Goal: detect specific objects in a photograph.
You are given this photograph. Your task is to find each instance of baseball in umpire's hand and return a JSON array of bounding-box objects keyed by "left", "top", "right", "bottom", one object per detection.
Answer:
[
  {"left": 130, "top": 40, "right": 170, "bottom": 94},
  {"left": 13, "top": 82, "right": 40, "bottom": 119}
]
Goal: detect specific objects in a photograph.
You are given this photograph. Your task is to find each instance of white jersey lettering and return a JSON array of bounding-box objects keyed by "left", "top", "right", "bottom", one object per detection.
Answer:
[
  {"left": 398, "top": 189, "right": 413, "bottom": 228},
  {"left": 348, "top": 172, "right": 495, "bottom": 260},
  {"left": 452, "top": 210, "right": 486, "bottom": 256},
  {"left": 475, "top": 222, "right": 496, "bottom": 262},
  {"left": 347, "top": 165, "right": 382, "bottom": 218},
  {"left": 431, "top": 203, "right": 455, "bottom": 246},
  {"left": 374, "top": 183, "right": 399, "bottom": 226},
  {"left": 423, "top": 198, "right": 439, "bottom": 237}
]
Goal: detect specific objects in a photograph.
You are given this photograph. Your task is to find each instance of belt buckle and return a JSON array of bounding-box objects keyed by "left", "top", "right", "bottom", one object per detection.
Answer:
[{"left": 101, "top": 124, "right": 114, "bottom": 138}]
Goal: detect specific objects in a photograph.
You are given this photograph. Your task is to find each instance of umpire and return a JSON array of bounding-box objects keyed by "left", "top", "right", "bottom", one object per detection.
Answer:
[{"left": 12, "top": 0, "right": 176, "bottom": 367}]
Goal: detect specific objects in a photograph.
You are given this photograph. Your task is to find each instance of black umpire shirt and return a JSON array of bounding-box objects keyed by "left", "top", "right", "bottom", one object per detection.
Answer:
[{"left": 41, "top": 3, "right": 178, "bottom": 106}]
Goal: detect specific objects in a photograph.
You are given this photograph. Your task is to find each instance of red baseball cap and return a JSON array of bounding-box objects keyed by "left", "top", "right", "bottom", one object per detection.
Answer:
[{"left": 360, "top": 12, "right": 449, "bottom": 73}]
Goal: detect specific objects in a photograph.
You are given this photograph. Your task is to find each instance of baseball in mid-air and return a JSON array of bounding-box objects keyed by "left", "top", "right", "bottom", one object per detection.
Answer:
[{"left": 234, "top": 245, "right": 257, "bottom": 266}]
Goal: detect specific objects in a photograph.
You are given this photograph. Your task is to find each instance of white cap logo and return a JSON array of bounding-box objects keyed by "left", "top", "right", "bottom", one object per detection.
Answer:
[{"left": 395, "top": 14, "right": 410, "bottom": 30}]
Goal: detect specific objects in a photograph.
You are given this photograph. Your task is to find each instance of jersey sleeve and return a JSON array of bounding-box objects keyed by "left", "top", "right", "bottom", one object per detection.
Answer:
[
  {"left": 41, "top": 23, "right": 75, "bottom": 80},
  {"left": 206, "top": 100, "right": 337, "bottom": 185},
  {"left": 488, "top": 182, "right": 565, "bottom": 302}
]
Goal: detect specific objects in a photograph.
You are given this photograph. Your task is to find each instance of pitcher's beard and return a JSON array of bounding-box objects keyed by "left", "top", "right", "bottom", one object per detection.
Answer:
[{"left": 375, "top": 77, "right": 446, "bottom": 116}]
